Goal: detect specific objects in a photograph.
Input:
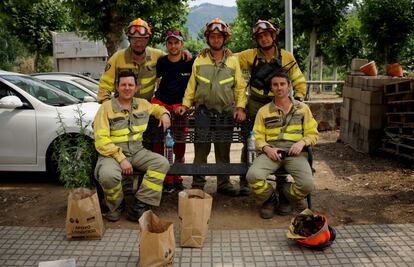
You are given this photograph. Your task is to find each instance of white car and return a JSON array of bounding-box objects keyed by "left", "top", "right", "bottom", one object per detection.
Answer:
[
  {"left": 0, "top": 70, "right": 100, "bottom": 174},
  {"left": 31, "top": 73, "right": 98, "bottom": 102}
]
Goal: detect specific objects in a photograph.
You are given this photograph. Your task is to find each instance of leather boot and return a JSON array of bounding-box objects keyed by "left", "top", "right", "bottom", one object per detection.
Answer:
[
  {"left": 126, "top": 198, "right": 148, "bottom": 222},
  {"left": 217, "top": 182, "right": 239, "bottom": 197},
  {"left": 105, "top": 206, "right": 123, "bottom": 222},
  {"left": 275, "top": 190, "right": 292, "bottom": 215},
  {"left": 260, "top": 191, "right": 277, "bottom": 219}
]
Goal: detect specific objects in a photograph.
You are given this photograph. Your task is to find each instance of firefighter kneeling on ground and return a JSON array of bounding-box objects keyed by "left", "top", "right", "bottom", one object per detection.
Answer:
[
  {"left": 246, "top": 70, "right": 319, "bottom": 219},
  {"left": 94, "top": 70, "right": 171, "bottom": 222}
]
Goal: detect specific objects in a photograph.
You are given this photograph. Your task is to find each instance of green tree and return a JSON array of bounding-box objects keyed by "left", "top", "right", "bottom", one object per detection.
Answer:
[
  {"left": 0, "top": 0, "right": 73, "bottom": 71},
  {"left": 0, "top": 25, "right": 27, "bottom": 71},
  {"left": 66, "top": 0, "right": 190, "bottom": 56},
  {"left": 292, "top": 0, "right": 351, "bottom": 81},
  {"left": 358, "top": 0, "right": 414, "bottom": 64},
  {"left": 319, "top": 11, "right": 364, "bottom": 76}
]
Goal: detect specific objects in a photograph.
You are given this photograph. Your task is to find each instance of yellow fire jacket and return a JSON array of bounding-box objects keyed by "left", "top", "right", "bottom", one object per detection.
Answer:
[
  {"left": 93, "top": 97, "right": 169, "bottom": 163},
  {"left": 237, "top": 47, "right": 306, "bottom": 100},
  {"left": 253, "top": 98, "right": 318, "bottom": 151},
  {"left": 182, "top": 51, "right": 247, "bottom": 112},
  {"left": 97, "top": 47, "right": 165, "bottom": 103}
]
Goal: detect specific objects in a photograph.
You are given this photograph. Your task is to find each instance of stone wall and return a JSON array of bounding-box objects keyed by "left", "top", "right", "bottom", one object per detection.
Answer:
[{"left": 306, "top": 99, "right": 342, "bottom": 131}]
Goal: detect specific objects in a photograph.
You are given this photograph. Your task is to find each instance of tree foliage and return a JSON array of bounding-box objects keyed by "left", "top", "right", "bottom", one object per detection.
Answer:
[
  {"left": 0, "top": 25, "right": 27, "bottom": 70},
  {"left": 66, "top": 0, "right": 190, "bottom": 56},
  {"left": 320, "top": 11, "right": 364, "bottom": 68},
  {"left": 0, "top": 0, "right": 73, "bottom": 70},
  {"left": 358, "top": 0, "right": 414, "bottom": 64}
]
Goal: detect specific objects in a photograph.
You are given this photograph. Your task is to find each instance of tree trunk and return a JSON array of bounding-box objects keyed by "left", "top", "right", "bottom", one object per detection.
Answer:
[
  {"left": 305, "top": 27, "right": 317, "bottom": 100},
  {"left": 317, "top": 56, "right": 323, "bottom": 93},
  {"left": 332, "top": 64, "right": 338, "bottom": 91},
  {"left": 103, "top": 9, "right": 125, "bottom": 57}
]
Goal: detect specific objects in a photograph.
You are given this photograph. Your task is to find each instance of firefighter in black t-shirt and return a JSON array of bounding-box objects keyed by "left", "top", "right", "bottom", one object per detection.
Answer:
[{"left": 151, "top": 30, "right": 194, "bottom": 193}]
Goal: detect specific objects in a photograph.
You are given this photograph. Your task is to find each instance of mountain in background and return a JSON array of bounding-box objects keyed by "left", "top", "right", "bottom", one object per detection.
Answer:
[{"left": 186, "top": 3, "right": 237, "bottom": 39}]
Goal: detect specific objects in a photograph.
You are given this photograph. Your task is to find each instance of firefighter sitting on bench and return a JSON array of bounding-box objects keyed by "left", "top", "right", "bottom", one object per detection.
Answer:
[{"left": 246, "top": 70, "right": 319, "bottom": 219}]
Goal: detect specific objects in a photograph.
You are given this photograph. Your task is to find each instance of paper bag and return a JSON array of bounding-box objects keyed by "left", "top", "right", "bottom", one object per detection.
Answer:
[
  {"left": 66, "top": 188, "right": 104, "bottom": 240},
  {"left": 138, "top": 210, "right": 175, "bottom": 267},
  {"left": 178, "top": 189, "right": 212, "bottom": 247}
]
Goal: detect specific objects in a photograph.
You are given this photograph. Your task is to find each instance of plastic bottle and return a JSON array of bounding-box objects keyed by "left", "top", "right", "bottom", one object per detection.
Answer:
[
  {"left": 247, "top": 130, "right": 256, "bottom": 164},
  {"left": 164, "top": 129, "right": 174, "bottom": 164}
]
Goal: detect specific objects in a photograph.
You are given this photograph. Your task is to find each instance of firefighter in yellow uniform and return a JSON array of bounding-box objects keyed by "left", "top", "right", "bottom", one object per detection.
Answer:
[
  {"left": 94, "top": 70, "right": 171, "bottom": 222},
  {"left": 237, "top": 19, "right": 307, "bottom": 195},
  {"left": 176, "top": 18, "right": 247, "bottom": 196},
  {"left": 246, "top": 71, "right": 318, "bottom": 219},
  {"left": 97, "top": 18, "right": 164, "bottom": 103}
]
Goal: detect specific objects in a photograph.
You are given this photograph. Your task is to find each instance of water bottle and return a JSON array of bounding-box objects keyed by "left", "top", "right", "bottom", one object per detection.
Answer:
[
  {"left": 247, "top": 130, "right": 256, "bottom": 165},
  {"left": 164, "top": 129, "right": 174, "bottom": 164}
]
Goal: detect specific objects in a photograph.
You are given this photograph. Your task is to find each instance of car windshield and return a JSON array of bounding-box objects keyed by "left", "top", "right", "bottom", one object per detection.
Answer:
[
  {"left": 2, "top": 75, "right": 80, "bottom": 106},
  {"left": 74, "top": 78, "right": 99, "bottom": 93}
]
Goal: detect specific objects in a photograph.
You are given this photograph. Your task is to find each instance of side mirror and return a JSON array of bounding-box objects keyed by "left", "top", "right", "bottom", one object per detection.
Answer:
[
  {"left": 0, "top": 95, "right": 23, "bottom": 109},
  {"left": 83, "top": 96, "right": 96, "bottom": 102}
]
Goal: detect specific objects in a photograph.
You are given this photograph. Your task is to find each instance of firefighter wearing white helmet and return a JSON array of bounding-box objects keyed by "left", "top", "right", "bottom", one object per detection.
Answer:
[
  {"left": 236, "top": 19, "right": 307, "bottom": 195},
  {"left": 175, "top": 18, "right": 247, "bottom": 196}
]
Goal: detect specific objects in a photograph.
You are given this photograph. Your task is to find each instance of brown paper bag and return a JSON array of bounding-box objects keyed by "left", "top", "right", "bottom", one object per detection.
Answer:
[
  {"left": 138, "top": 210, "right": 175, "bottom": 267},
  {"left": 178, "top": 189, "right": 212, "bottom": 247},
  {"left": 66, "top": 188, "right": 104, "bottom": 240}
]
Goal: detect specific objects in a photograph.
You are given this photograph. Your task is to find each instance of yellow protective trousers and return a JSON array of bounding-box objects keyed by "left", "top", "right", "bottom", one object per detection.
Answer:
[
  {"left": 246, "top": 152, "right": 313, "bottom": 203},
  {"left": 94, "top": 148, "right": 169, "bottom": 212}
]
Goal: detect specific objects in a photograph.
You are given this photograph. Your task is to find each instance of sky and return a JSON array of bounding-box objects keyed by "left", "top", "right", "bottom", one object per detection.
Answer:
[{"left": 189, "top": 0, "right": 236, "bottom": 7}]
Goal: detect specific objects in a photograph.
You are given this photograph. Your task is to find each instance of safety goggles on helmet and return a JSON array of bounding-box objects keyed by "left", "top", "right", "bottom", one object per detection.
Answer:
[
  {"left": 206, "top": 22, "right": 227, "bottom": 33},
  {"left": 252, "top": 20, "right": 279, "bottom": 37},
  {"left": 128, "top": 25, "right": 150, "bottom": 37}
]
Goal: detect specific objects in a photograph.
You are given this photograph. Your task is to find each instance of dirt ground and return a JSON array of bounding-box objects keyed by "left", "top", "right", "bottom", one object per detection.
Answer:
[{"left": 0, "top": 130, "right": 413, "bottom": 230}]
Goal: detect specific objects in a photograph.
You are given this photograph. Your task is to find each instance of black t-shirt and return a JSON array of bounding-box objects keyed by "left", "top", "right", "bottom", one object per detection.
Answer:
[{"left": 155, "top": 55, "right": 194, "bottom": 105}]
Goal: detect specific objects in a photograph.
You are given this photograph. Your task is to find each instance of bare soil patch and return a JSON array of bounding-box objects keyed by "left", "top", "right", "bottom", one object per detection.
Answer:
[{"left": 1, "top": 130, "right": 413, "bottom": 229}]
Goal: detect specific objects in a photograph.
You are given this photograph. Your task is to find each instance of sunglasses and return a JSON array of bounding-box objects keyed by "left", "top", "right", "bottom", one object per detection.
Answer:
[
  {"left": 128, "top": 25, "right": 149, "bottom": 36},
  {"left": 166, "top": 31, "right": 182, "bottom": 36},
  {"left": 206, "top": 23, "right": 226, "bottom": 32}
]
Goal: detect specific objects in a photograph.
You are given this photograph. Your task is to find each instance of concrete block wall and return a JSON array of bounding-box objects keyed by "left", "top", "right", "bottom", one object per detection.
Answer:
[{"left": 340, "top": 73, "right": 411, "bottom": 153}]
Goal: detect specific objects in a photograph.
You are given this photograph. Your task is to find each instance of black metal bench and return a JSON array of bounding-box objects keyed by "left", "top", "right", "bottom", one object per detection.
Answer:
[{"left": 142, "top": 111, "right": 314, "bottom": 208}]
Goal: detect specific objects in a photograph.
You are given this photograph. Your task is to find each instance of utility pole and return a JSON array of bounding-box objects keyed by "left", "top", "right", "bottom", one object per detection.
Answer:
[{"left": 285, "top": 0, "right": 293, "bottom": 52}]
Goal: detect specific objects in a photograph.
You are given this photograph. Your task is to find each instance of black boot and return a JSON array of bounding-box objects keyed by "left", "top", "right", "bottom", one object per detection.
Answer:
[
  {"left": 275, "top": 190, "right": 292, "bottom": 215},
  {"left": 260, "top": 191, "right": 278, "bottom": 219},
  {"left": 126, "top": 198, "right": 148, "bottom": 222}
]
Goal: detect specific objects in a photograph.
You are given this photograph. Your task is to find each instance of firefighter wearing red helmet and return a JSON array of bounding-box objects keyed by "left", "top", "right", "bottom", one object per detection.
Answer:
[
  {"left": 237, "top": 19, "right": 307, "bottom": 197},
  {"left": 175, "top": 18, "right": 247, "bottom": 197}
]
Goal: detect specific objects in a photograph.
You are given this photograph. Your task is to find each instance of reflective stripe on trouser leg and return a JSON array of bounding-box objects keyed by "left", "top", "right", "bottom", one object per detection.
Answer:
[
  {"left": 246, "top": 153, "right": 282, "bottom": 203},
  {"left": 94, "top": 156, "right": 123, "bottom": 212},
  {"left": 282, "top": 152, "right": 314, "bottom": 201},
  {"left": 131, "top": 149, "right": 169, "bottom": 206}
]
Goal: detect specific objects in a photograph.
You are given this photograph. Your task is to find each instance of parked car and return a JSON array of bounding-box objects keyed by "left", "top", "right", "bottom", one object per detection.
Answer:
[
  {"left": 31, "top": 72, "right": 98, "bottom": 102},
  {"left": 0, "top": 70, "right": 100, "bottom": 174}
]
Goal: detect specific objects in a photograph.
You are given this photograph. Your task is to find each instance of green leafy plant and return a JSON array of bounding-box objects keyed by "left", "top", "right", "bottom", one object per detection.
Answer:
[{"left": 53, "top": 106, "right": 96, "bottom": 189}]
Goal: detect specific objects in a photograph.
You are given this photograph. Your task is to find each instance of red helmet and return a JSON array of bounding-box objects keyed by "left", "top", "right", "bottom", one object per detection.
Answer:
[
  {"left": 288, "top": 211, "right": 336, "bottom": 250},
  {"left": 252, "top": 20, "right": 280, "bottom": 38},
  {"left": 204, "top": 18, "right": 231, "bottom": 40},
  {"left": 127, "top": 18, "right": 151, "bottom": 38}
]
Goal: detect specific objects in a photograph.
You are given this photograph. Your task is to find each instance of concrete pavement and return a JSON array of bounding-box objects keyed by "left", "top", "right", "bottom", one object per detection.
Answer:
[{"left": 1, "top": 224, "right": 413, "bottom": 266}]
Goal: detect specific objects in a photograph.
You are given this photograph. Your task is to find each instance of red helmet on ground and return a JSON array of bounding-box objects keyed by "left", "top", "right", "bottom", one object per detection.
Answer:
[
  {"left": 204, "top": 18, "right": 231, "bottom": 40},
  {"left": 252, "top": 20, "right": 280, "bottom": 38},
  {"left": 288, "top": 210, "right": 336, "bottom": 250},
  {"left": 127, "top": 18, "right": 151, "bottom": 38}
]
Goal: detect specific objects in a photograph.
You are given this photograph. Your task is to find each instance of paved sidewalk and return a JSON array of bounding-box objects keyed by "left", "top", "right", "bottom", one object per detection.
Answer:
[{"left": 0, "top": 224, "right": 413, "bottom": 267}]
